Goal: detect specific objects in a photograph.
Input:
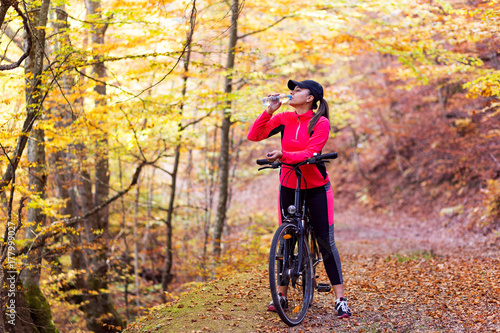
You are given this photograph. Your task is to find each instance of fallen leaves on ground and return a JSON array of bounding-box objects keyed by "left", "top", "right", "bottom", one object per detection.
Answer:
[
  {"left": 260, "top": 253, "right": 499, "bottom": 333},
  {"left": 124, "top": 253, "right": 499, "bottom": 332}
]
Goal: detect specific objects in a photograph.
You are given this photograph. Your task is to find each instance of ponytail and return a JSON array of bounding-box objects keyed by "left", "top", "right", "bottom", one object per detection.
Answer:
[{"left": 308, "top": 98, "right": 330, "bottom": 134}]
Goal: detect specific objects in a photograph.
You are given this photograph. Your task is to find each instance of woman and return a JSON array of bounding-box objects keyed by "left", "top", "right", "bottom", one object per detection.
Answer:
[{"left": 247, "top": 79, "right": 352, "bottom": 319}]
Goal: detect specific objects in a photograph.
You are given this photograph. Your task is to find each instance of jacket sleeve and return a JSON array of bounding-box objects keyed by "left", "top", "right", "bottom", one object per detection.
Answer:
[
  {"left": 281, "top": 117, "right": 330, "bottom": 164},
  {"left": 247, "top": 111, "right": 284, "bottom": 142}
]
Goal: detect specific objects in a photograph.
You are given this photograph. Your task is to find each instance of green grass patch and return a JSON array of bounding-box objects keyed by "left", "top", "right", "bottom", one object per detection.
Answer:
[
  {"left": 390, "top": 250, "right": 436, "bottom": 263},
  {"left": 124, "top": 266, "right": 284, "bottom": 333}
]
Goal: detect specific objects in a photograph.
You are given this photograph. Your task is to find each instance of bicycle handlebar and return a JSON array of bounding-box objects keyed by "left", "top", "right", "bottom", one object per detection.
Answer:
[
  {"left": 256, "top": 158, "right": 271, "bottom": 165},
  {"left": 315, "top": 152, "right": 338, "bottom": 161},
  {"left": 256, "top": 152, "right": 338, "bottom": 170}
]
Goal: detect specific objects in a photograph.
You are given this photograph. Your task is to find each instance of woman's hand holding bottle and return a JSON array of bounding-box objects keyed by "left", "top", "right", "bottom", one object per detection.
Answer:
[
  {"left": 263, "top": 93, "right": 291, "bottom": 115},
  {"left": 265, "top": 94, "right": 281, "bottom": 115}
]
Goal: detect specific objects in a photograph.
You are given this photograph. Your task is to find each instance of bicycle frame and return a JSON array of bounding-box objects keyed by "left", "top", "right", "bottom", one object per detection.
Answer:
[
  {"left": 281, "top": 167, "right": 308, "bottom": 281},
  {"left": 281, "top": 171, "right": 322, "bottom": 290}
]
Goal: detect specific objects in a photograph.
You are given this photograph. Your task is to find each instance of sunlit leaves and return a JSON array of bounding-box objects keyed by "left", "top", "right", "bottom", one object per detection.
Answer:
[
  {"left": 1, "top": 0, "right": 499, "bottom": 330},
  {"left": 475, "top": 179, "right": 500, "bottom": 228},
  {"left": 464, "top": 71, "right": 500, "bottom": 99}
]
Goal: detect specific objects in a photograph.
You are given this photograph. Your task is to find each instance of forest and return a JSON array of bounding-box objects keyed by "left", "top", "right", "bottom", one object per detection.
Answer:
[{"left": 0, "top": 0, "right": 499, "bottom": 332}]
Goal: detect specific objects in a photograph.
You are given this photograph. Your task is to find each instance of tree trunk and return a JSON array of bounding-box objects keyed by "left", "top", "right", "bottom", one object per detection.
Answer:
[
  {"left": 51, "top": 3, "right": 86, "bottom": 292},
  {"left": 17, "top": 0, "right": 58, "bottom": 331},
  {"left": 0, "top": 2, "right": 11, "bottom": 27},
  {"left": 213, "top": 0, "right": 239, "bottom": 258},
  {"left": 161, "top": 146, "right": 177, "bottom": 294},
  {"left": 161, "top": 1, "right": 196, "bottom": 294},
  {"left": 202, "top": 125, "right": 218, "bottom": 261},
  {"left": 118, "top": 157, "right": 131, "bottom": 321},
  {"left": 72, "top": 0, "right": 125, "bottom": 331},
  {"left": 133, "top": 175, "right": 141, "bottom": 307}
]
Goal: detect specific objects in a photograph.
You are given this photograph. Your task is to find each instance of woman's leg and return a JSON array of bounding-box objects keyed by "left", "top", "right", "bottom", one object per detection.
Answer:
[{"left": 306, "top": 183, "right": 351, "bottom": 317}]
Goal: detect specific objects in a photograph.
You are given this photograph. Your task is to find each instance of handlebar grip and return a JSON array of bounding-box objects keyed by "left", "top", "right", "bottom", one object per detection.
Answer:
[
  {"left": 256, "top": 158, "right": 271, "bottom": 165},
  {"left": 317, "top": 152, "right": 338, "bottom": 160}
]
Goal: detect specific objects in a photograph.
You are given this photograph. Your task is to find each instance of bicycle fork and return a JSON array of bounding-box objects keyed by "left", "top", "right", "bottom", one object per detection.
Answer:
[{"left": 280, "top": 229, "right": 303, "bottom": 289}]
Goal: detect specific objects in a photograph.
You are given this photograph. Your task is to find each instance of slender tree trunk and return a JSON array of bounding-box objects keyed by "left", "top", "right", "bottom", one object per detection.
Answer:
[
  {"left": 213, "top": 0, "right": 239, "bottom": 258},
  {"left": 161, "top": 1, "right": 197, "bottom": 294},
  {"left": 17, "top": 0, "right": 58, "bottom": 331},
  {"left": 51, "top": 3, "right": 87, "bottom": 295},
  {"left": 202, "top": 126, "right": 218, "bottom": 262},
  {"left": 118, "top": 157, "right": 131, "bottom": 321},
  {"left": 146, "top": 168, "right": 157, "bottom": 283},
  {"left": 73, "top": 0, "right": 124, "bottom": 331},
  {"left": 133, "top": 175, "right": 141, "bottom": 307},
  {"left": 161, "top": 146, "right": 178, "bottom": 294}
]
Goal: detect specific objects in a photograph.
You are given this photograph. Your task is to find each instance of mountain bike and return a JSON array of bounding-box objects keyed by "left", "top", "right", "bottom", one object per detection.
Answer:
[{"left": 256, "top": 152, "right": 338, "bottom": 326}]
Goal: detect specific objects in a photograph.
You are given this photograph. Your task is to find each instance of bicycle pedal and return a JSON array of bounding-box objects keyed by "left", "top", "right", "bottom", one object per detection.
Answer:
[{"left": 317, "top": 283, "right": 331, "bottom": 292}]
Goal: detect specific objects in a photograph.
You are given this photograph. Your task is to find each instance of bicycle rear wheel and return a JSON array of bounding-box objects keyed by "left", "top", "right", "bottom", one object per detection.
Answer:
[{"left": 269, "top": 223, "right": 313, "bottom": 326}]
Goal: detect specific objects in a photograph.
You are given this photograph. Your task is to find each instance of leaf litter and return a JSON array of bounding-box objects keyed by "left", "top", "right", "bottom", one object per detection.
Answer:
[{"left": 125, "top": 206, "right": 500, "bottom": 333}]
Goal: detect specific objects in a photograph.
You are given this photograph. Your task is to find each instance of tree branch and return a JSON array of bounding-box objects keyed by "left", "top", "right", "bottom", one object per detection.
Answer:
[
  {"left": 16, "top": 160, "right": 150, "bottom": 255},
  {"left": 0, "top": 52, "right": 18, "bottom": 66},
  {"left": 237, "top": 15, "right": 292, "bottom": 40},
  {"left": 180, "top": 110, "right": 214, "bottom": 131},
  {"left": 0, "top": 3, "right": 33, "bottom": 71},
  {"left": 123, "top": 3, "right": 198, "bottom": 101},
  {"left": 0, "top": 111, "right": 39, "bottom": 197},
  {"left": 150, "top": 164, "right": 173, "bottom": 177},
  {"left": 2, "top": 26, "right": 24, "bottom": 50}
]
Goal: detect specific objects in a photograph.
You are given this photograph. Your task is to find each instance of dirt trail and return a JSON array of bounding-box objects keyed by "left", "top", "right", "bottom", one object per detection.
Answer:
[
  {"left": 125, "top": 203, "right": 499, "bottom": 333},
  {"left": 335, "top": 204, "right": 498, "bottom": 258},
  {"left": 262, "top": 205, "right": 500, "bottom": 332}
]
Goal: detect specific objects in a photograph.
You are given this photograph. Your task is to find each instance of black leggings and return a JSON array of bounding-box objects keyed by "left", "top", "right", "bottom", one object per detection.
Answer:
[{"left": 279, "top": 183, "right": 344, "bottom": 286}]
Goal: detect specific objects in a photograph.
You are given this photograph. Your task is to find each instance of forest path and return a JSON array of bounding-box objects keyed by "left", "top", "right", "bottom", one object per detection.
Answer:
[
  {"left": 124, "top": 204, "right": 500, "bottom": 333},
  {"left": 260, "top": 205, "right": 500, "bottom": 332}
]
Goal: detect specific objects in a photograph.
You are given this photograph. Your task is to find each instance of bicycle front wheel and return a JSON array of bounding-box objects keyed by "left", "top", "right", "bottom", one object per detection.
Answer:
[
  {"left": 307, "top": 229, "right": 319, "bottom": 307},
  {"left": 269, "top": 223, "right": 313, "bottom": 326}
]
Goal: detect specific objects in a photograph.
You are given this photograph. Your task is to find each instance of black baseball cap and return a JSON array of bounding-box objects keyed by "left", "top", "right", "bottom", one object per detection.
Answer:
[{"left": 287, "top": 79, "right": 324, "bottom": 103}]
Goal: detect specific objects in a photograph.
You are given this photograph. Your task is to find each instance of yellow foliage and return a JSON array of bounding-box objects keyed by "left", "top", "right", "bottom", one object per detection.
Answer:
[
  {"left": 479, "top": 179, "right": 500, "bottom": 227},
  {"left": 2, "top": 0, "right": 500, "bottom": 329}
]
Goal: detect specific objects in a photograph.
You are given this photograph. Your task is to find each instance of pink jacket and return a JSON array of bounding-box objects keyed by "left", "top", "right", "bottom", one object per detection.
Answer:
[{"left": 247, "top": 110, "right": 330, "bottom": 189}]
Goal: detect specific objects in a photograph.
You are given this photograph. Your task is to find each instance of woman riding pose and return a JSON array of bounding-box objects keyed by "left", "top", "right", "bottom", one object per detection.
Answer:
[{"left": 247, "top": 79, "right": 352, "bottom": 319}]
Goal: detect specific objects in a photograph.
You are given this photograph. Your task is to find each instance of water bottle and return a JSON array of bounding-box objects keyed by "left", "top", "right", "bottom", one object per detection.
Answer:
[{"left": 262, "top": 94, "right": 292, "bottom": 106}]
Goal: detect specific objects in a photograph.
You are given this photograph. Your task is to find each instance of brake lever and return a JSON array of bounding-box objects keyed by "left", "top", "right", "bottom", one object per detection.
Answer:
[
  {"left": 306, "top": 158, "right": 330, "bottom": 164},
  {"left": 272, "top": 161, "right": 282, "bottom": 168},
  {"left": 258, "top": 161, "right": 281, "bottom": 171}
]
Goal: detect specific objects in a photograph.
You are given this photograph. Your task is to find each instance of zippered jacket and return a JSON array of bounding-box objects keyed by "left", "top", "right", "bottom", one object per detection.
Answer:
[{"left": 247, "top": 110, "right": 330, "bottom": 189}]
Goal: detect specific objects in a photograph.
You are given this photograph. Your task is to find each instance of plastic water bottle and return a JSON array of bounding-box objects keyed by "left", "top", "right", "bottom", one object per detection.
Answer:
[{"left": 262, "top": 94, "right": 292, "bottom": 106}]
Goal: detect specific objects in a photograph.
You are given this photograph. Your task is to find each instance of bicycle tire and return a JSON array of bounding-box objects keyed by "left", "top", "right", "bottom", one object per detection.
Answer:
[
  {"left": 308, "top": 229, "right": 318, "bottom": 306},
  {"left": 269, "top": 223, "right": 313, "bottom": 326}
]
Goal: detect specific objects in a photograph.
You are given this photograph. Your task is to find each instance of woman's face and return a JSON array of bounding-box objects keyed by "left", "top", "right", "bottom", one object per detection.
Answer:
[{"left": 289, "top": 86, "right": 314, "bottom": 107}]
